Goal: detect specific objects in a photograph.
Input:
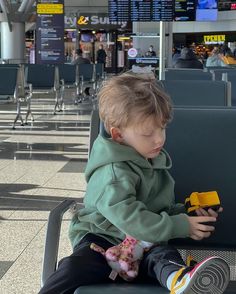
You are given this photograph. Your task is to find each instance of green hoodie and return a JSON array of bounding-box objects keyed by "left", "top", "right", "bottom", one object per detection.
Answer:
[{"left": 69, "top": 135, "right": 190, "bottom": 249}]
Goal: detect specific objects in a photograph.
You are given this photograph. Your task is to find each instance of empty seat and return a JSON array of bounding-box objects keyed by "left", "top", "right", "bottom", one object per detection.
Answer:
[
  {"left": 210, "top": 68, "right": 236, "bottom": 81},
  {"left": 58, "top": 64, "right": 79, "bottom": 105},
  {"left": 0, "top": 67, "right": 18, "bottom": 97},
  {"left": 78, "top": 64, "right": 97, "bottom": 99},
  {"left": 210, "top": 70, "right": 236, "bottom": 106},
  {"left": 0, "top": 66, "right": 27, "bottom": 128},
  {"left": 164, "top": 69, "right": 213, "bottom": 80},
  {"left": 25, "top": 64, "right": 60, "bottom": 114},
  {"left": 160, "top": 80, "right": 231, "bottom": 107},
  {"left": 78, "top": 64, "right": 94, "bottom": 82}
]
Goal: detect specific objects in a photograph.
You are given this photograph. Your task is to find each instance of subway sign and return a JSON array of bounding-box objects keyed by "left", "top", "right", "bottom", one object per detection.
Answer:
[{"left": 203, "top": 35, "right": 226, "bottom": 44}]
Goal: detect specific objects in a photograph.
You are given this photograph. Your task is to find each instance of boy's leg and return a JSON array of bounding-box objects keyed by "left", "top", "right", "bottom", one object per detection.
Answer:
[
  {"left": 139, "top": 245, "right": 186, "bottom": 287},
  {"left": 139, "top": 245, "right": 230, "bottom": 294},
  {"left": 38, "top": 234, "right": 115, "bottom": 294}
]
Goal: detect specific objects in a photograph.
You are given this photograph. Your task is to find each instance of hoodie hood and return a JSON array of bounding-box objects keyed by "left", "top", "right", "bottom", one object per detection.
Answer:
[
  {"left": 180, "top": 48, "right": 197, "bottom": 60},
  {"left": 85, "top": 135, "right": 172, "bottom": 181}
]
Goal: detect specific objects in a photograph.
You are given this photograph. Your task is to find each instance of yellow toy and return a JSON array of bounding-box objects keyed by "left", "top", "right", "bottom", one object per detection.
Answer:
[{"left": 185, "top": 191, "right": 220, "bottom": 215}]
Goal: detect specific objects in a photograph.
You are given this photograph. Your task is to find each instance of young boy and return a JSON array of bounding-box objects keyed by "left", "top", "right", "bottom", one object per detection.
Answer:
[{"left": 39, "top": 73, "right": 230, "bottom": 294}]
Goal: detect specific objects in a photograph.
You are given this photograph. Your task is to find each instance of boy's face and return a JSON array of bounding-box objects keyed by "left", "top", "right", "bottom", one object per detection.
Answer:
[{"left": 119, "top": 116, "right": 166, "bottom": 159}]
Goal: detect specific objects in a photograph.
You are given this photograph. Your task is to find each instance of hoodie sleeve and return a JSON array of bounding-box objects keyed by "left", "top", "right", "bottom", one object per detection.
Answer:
[
  {"left": 95, "top": 172, "right": 190, "bottom": 243},
  {"left": 169, "top": 203, "right": 186, "bottom": 215}
]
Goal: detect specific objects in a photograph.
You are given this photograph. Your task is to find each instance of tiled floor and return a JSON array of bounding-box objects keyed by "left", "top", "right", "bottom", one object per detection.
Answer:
[{"left": 0, "top": 94, "right": 93, "bottom": 293}]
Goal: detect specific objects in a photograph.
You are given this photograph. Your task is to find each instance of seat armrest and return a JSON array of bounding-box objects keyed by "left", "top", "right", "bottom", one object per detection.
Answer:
[
  {"left": 41, "top": 199, "right": 76, "bottom": 287},
  {"left": 88, "top": 110, "right": 100, "bottom": 156}
]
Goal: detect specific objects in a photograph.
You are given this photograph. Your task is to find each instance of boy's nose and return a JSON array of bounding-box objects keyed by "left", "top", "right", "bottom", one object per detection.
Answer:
[
  {"left": 154, "top": 133, "right": 165, "bottom": 146},
  {"left": 154, "top": 137, "right": 163, "bottom": 146}
]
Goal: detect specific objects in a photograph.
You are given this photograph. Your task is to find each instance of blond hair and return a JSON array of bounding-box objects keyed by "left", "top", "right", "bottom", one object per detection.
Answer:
[{"left": 98, "top": 73, "right": 172, "bottom": 134}]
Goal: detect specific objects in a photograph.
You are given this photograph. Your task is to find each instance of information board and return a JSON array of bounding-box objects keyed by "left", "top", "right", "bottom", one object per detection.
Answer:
[
  {"left": 109, "top": 0, "right": 218, "bottom": 22},
  {"left": 152, "top": 0, "right": 173, "bottom": 21},
  {"left": 109, "top": 0, "right": 173, "bottom": 22},
  {"left": 109, "top": 0, "right": 129, "bottom": 21},
  {"left": 131, "top": 0, "right": 152, "bottom": 21},
  {"left": 174, "top": 0, "right": 196, "bottom": 21},
  {"left": 36, "top": 0, "right": 65, "bottom": 64}
]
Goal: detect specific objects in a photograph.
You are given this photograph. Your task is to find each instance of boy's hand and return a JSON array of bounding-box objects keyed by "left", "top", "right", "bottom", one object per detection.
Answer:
[
  {"left": 187, "top": 215, "right": 216, "bottom": 241},
  {"left": 195, "top": 207, "right": 223, "bottom": 218}
]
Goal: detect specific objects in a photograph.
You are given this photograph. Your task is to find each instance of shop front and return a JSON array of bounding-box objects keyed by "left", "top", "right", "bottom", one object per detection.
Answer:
[
  {"left": 65, "top": 13, "right": 132, "bottom": 73},
  {"left": 173, "top": 31, "right": 236, "bottom": 58}
]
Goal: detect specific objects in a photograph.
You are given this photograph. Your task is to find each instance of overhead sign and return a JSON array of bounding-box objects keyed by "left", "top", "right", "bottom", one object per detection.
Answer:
[
  {"left": 37, "top": 3, "right": 64, "bottom": 14},
  {"left": 65, "top": 13, "right": 131, "bottom": 30},
  {"left": 76, "top": 13, "right": 131, "bottom": 30},
  {"left": 109, "top": 0, "right": 174, "bottom": 22},
  {"left": 203, "top": 35, "right": 226, "bottom": 44},
  {"left": 36, "top": 0, "right": 65, "bottom": 64},
  {"left": 174, "top": 0, "right": 196, "bottom": 21}
]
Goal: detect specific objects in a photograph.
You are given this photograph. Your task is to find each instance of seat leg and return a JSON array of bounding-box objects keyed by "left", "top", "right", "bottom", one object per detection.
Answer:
[
  {"left": 13, "top": 99, "right": 24, "bottom": 129},
  {"left": 25, "top": 93, "right": 34, "bottom": 125},
  {"left": 59, "top": 82, "right": 65, "bottom": 110},
  {"left": 54, "top": 88, "right": 62, "bottom": 114}
]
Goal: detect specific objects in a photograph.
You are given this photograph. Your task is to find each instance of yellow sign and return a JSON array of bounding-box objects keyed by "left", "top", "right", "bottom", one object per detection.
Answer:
[
  {"left": 37, "top": 4, "right": 64, "bottom": 14},
  {"left": 77, "top": 16, "right": 89, "bottom": 25},
  {"left": 203, "top": 35, "right": 225, "bottom": 44}
]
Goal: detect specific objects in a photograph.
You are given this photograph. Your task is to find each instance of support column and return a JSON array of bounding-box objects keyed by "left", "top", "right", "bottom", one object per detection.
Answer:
[
  {"left": 166, "top": 22, "right": 173, "bottom": 68},
  {"left": 159, "top": 21, "right": 165, "bottom": 80},
  {"left": 1, "top": 22, "right": 25, "bottom": 63}
]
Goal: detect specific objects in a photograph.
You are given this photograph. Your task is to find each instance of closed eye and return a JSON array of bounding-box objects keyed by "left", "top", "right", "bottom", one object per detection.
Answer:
[{"left": 142, "top": 133, "right": 153, "bottom": 137}]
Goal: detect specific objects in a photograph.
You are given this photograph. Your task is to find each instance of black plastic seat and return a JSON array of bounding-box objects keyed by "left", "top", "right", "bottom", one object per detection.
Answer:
[
  {"left": 74, "top": 284, "right": 168, "bottom": 294},
  {"left": 161, "top": 80, "right": 231, "bottom": 106},
  {"left": 164, "top": 69, "right": 213, "bottom": 80},
  {"left": 0, "top": 66, "right": 27, "bottom": 128},
  {"left": 25, "top": 64, "right": 60, "bottom": 114},
  {"left": 58, "top": 64, "right": 79, "bottom": 105}
]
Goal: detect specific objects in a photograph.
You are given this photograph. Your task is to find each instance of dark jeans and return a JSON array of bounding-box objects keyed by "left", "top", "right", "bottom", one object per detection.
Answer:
[{"left": 39, "top": 233, "right": 185, "bottom": 294}]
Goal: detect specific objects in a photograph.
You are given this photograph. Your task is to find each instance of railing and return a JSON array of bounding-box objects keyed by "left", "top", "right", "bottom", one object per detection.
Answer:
[{"left": 0, "top": 58, "right": 28, "bottom": 64}]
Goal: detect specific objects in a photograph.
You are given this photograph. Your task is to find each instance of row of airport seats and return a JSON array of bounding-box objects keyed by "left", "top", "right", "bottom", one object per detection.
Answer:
[
  {"left": 41, "top": 107, "right": 236, "bottom": 294},
  {"left": 25, "top": 63, "right": 104, "bottom": 113},
  {"left": 0, "top": 63, "right": 104, "bottom": 128},
  {"left": 57, "top": 63, "right": 105, "bottom": 107},
  {"left": 162, "top": 68, "right": 234, "bottom": 107}
]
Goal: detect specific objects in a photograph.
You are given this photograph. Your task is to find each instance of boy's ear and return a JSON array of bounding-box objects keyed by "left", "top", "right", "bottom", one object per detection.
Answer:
[{"left": 110, "top": 127, "right": 123, "bottom": 143}]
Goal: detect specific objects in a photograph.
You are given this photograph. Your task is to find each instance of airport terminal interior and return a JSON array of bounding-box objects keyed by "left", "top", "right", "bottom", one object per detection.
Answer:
[
  {"left": 1, "top": 0, "right": 236, "bottom": 294},
  {"left": 0, "top": 89, "right": 91, "bottom": 293}
]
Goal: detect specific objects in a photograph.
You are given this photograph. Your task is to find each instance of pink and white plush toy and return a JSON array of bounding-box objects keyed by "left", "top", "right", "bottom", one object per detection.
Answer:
[{"left": 90, "top": 235, "right": 152, "bottom": 281}]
